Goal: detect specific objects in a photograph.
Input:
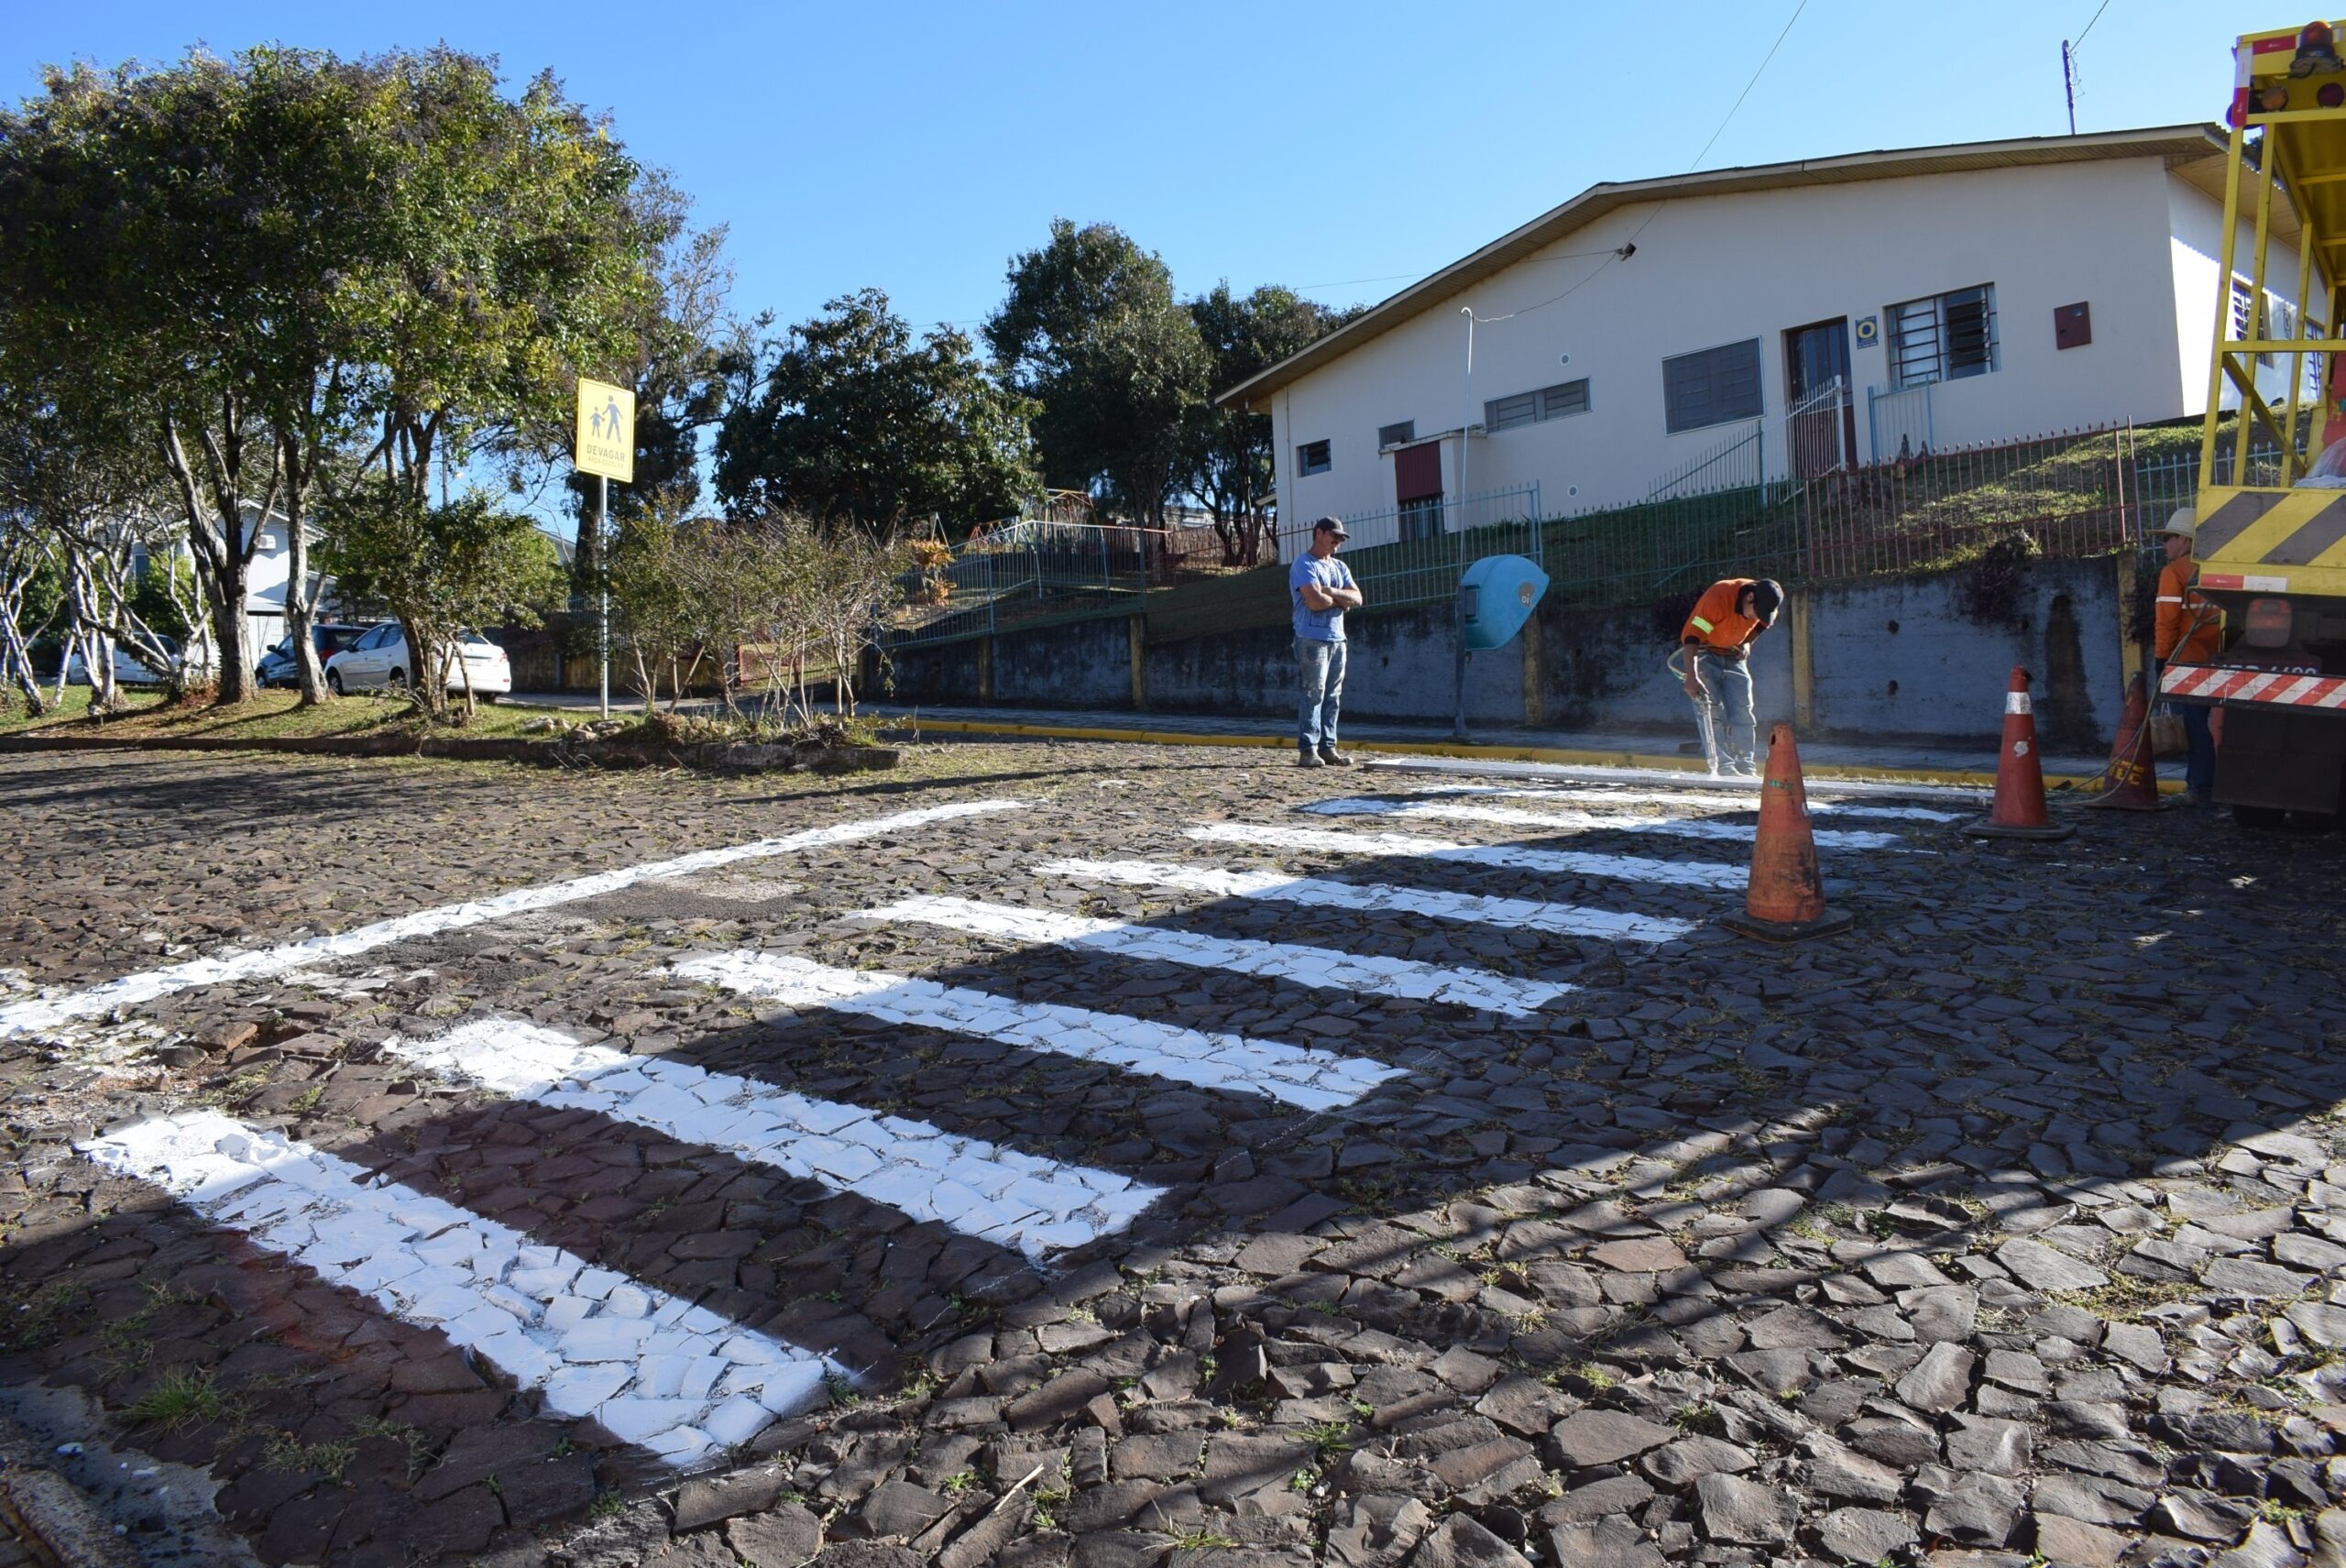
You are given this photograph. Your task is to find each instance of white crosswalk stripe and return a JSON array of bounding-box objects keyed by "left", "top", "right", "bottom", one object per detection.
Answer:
[
  {"left": 1187, "top": 821, "right": 1746, "bottom": 890},
  {"left": 1037, "top": 858, "right": 1695, "bottom": 945},
  {"left": 671, "top": 950, "right": 1406, "bottom": 1113},
  {"left": 1303, "top": 795, "right": 1910, "bottom": 850},
  {"left": 861, "top": 894, "right": 1570, "bottom": 1014},
  {"left": 1408, "top": 784, "right": 1962, "bottom": 823},
  {"left": 385, "top": 1020, "right": 1163, "bottom": 1259},
  {"left": 77, "top": 1112, "right": 843, "bottom": 1467},
  {"left": 0, "top": 799, "right": 1026, "bottom": 1038}
]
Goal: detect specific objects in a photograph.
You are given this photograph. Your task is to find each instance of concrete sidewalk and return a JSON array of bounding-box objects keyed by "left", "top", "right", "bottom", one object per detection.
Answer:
[{"left": 507, "top": 692, "right": 2120, "bottom": 789}]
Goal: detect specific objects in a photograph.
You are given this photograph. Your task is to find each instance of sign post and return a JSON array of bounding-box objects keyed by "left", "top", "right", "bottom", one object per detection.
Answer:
[{"left": 574, "top": 379, "right": 636, "bottom": 718}]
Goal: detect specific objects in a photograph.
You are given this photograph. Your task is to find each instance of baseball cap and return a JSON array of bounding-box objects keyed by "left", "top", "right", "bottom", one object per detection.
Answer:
[{"left": 1312, "top": 516, "right": 1350, "bottom": 538}]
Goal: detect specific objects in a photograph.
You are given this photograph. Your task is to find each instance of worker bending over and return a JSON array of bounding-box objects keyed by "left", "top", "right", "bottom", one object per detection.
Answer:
[{"left": 1678, "top": 577, "right": 1784, "bottom": 777}]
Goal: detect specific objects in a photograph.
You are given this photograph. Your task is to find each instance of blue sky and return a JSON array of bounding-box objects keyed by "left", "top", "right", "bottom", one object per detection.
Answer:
[{"left": 9, "top": 2, "right": 2249, "bottom": 343}]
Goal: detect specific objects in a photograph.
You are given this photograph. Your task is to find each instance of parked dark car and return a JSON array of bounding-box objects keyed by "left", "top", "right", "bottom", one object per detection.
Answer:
[{"left": 258, "top": 623, "right": 370, "bottom": 688}]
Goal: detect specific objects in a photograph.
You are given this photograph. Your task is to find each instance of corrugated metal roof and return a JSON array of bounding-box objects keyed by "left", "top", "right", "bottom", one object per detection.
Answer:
[{"left": 1220, "top": 124, "right": 2230, "bottom": 411}]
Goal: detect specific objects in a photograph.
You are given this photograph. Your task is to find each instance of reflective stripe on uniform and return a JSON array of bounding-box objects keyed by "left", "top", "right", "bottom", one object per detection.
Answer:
[{"left": 1689, "top": 616, "right": 1716, "bottom": 633}]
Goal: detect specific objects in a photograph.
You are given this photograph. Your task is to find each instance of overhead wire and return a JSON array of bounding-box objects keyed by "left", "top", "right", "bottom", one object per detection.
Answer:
[{"left": 1468, "top": 0, "right": 1811, "bottom": 328}]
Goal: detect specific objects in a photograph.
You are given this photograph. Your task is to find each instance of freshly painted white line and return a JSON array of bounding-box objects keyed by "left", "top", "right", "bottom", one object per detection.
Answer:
[
  {"left": 671, "top": 951, "right": 1405, "bottom": 1113},
  {"left": 77, "top": 1112, "right": 840, "bottom": 1465},
  {"left": 1037, "top": 858, "right": 1696, "bottom": 945},
  {"left": 0, "top": 801, "right": 1024, "bottom": 1036},
  {"left": 1186, "top": 821, "right": 1746, "bottom": 890},
  {"left": 861, "top": 894, "right": 1570, "bottom": 1014},
  {"left": 1302, "top": 795, "right": 1909, "bottom": 850},
  {"left": 1357, "top": 752, "right": 1993, "bottom": 803},
  {"left": 1408, "top": 784, "right": 1962, "bottom": 824},
  {"left": 386, "top": 1020, "right": 1162, "bottom": 1258}
]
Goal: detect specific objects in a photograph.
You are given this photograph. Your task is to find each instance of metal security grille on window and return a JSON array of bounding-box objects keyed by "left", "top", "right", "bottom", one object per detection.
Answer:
[
  {"left": 1662, "top": 342, "right": 1761, "bottom": 435},
  {"left": 1299, "top": 441, "right": 1331, "bottom": 477},
  {"left": 1889, "top": 286, "right": 1996, "bottom": 389},
  {"left": 1484, "top": 379, "right": 1589, "bottom": 433},
  {"left": 1377, "top": 422, "right": 1414, "bottom": 449}
]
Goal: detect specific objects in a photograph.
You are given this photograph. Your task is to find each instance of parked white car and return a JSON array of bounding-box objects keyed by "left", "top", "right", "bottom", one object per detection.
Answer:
[
  {"left": 61, "top": 635, "right": 182, "bottom": 688},
  {"left": 323, "top": 625, "right": 512, "bottom": 697}
]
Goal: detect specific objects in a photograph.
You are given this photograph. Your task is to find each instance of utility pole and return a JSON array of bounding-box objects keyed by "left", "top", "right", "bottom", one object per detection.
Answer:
[{"left": 2063, "top": 40, "right": 2077, "bottom": 136}]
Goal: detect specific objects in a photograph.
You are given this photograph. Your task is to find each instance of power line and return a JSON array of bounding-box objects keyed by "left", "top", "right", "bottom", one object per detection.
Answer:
[
  {"left": 1480, "top": 0, "right": 1810, "bottom": 329},
  {"left": 2074, "top": 0, "right": 2113, "bottom": 49},
  {"left": 1685, "top": 0, "right": 1812, "bottom": 176}
]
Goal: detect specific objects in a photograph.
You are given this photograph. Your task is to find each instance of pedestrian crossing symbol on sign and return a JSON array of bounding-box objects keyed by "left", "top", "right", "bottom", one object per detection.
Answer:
[{"left": 575, "top": 377, "right": 635, "bottom": 483}]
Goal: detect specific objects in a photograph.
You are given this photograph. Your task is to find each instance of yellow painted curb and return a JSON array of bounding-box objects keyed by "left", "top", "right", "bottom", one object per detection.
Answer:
[{"left": 879, "top": 715, "right": 2174, "bottom": 792}]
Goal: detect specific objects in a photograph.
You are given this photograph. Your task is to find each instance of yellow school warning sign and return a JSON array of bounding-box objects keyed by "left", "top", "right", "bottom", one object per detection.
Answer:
[{"left": 575, "top": 378, "right": 635, "bottom": 483}]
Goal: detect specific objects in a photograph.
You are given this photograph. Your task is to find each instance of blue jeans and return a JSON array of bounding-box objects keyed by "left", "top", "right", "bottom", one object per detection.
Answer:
[
  {"left": 1297, "top": 638, "right": 1346, "bottom": 752},
  {"left": 2179, "top": 697, "right": 2214, "bottom": 797},
  {"left": 1686, "top": 649, "right": 1756, "bottom": 773}
]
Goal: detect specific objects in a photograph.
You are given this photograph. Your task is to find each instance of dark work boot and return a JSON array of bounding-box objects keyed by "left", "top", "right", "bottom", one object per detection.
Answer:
[
  {"left": 1296, "top": 749, "right": 1325, "bottom": 768},
  {"left": 1318, "top": 748, "right": 1353, "bottom": 766}
]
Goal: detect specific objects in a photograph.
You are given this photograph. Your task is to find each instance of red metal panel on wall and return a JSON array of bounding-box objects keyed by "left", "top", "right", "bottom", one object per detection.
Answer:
[{"left": 1395, "top": 443, "right": 1442, "bottom": 502}]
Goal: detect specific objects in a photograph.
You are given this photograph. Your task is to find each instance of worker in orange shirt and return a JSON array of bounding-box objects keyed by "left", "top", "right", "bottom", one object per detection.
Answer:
[
  {"left": 1674, "top": 577, "right": 1784, "bottom": 777},
  {"left": 2154, "top": 509, "right": 2223, "bottom": 806}
]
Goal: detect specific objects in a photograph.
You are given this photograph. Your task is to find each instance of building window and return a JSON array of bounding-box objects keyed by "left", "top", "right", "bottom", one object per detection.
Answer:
[
  {"left": 1377, "top": 421, "right": 1415, "bottom": 449},
  {"left": 1888, "top": 284, "right": 1997, "bottom": 389},
  {"left": 1298, "top": 439, "right": 1332, "bottom": 477},
  {"left": 1662, "top": 340, "right": 1763, "bottom": 434},
  {"left": 1399, "top": 496, "right": 1444, "bottom": 542},
  {"left": 1484, "top": 378, "right": 1591, "bottom": 433}
]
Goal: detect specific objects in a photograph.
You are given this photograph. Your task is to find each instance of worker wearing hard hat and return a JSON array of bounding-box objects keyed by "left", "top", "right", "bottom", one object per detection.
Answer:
[
  {"left": 1676, "top": 577, "right": 1784, "bottom": 777},
  {"left": 2154, "top": 510, "right": 2222, "bottom": 806}
]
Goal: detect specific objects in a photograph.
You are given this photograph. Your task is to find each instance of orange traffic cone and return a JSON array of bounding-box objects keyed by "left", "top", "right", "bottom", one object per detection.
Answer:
[
  {"left": 1721, "top": 724, "right": 1854, "bottom": 942},
  {"left": 1964, "top": 666, "right": 2077, "bottom": 840},
  {"left": 2085, "top": 671, "right": 2162, "bottom": 812}
]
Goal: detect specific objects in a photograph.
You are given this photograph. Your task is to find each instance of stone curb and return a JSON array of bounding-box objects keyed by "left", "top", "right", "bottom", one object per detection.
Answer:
[
  {"left": 0, "top": 1413, "right": 146, "bottom": 1568},
  {"left": 0, "top": 731, "right": 898, "bottom": 773}
]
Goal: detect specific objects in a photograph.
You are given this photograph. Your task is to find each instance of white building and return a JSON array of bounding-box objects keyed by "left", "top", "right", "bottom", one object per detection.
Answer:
[{"left": 1224, "top": 126, "right": 2300, "bottom": 541}]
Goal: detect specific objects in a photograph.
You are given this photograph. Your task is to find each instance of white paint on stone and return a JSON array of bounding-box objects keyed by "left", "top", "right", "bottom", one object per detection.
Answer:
[
  {"left": 1302, "top": 795, "right": 1910, "bottom": 850},
  {"left": 861, "top": 894, "right": 1570, "bottom": 1015},
  {"left": 1408, "top": 784, "right": 1962, "bottom": 824},
  {"left": 385, "top": 1019, "right": 1163, "bottom": 1259},
  {"left": 76, "top": 1112, "right": 840, "bottom": 1466},
  {"left": 0, "top": 800, "right": 1024, "bottom": 1036},
  {"left": 1037, "top": 858, "right": 1695, "bottom": 945},
  {"left": 670, "top": 951, "right": 1405, "bottom": 1113},
  {"left": 1186, "top": 821, "right": 1747, "bottom": 890}
]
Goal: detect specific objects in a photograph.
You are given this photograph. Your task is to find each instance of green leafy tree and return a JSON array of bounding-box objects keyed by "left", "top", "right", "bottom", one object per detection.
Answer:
[
  {"left": 716, "top": 289, "right": 1035, "bottom": 536},
  {"left": 983, "top": 221, "right": 1209, "bottom": 524},
  {"left": 0, "top": 46, "right": 661, "bottom": 710},
  {"left": 321, "top": 486, "right": 564, "bottom": 716},
  {"left": 1186, "top": 284, "right": 1362, "bottom": 565}
]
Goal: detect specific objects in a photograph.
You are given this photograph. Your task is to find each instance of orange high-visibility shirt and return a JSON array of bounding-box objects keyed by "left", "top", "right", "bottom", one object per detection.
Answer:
[
  {"left": 1682, "top": 578, "right": 1764, "bottom": 652},
  {"left": 2155, "top": 557, "right": 2221, "bottom": 664}
]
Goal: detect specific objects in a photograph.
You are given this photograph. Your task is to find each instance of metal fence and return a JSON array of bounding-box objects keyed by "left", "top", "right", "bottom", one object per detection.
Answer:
[{"left": 880, "top": 415, "right": 2293, "bottom": 650}]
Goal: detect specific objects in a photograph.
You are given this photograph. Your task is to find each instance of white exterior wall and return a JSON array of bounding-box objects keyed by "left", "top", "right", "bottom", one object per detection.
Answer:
[
  {"left": 1274, "top": 157, "right": 2204, "bottom": 524},
  {"left": 2166, "top": 170, "right": 2312, "bottom": 418}
]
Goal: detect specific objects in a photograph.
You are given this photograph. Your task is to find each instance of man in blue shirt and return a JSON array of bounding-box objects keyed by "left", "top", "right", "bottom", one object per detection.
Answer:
[{"left": 1289, "top": 516, "right": 1364, "bottom": 767}]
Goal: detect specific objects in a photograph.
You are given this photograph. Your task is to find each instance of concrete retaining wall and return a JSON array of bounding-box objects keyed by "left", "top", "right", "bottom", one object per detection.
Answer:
[{"left": 885, "top": 555, "right": 2132, "bottom": 748}]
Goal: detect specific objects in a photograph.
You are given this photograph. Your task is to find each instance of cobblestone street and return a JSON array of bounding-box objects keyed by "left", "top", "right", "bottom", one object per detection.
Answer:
[{"left": 2, "top": 740, "right": 2343, "bottom": 1568}]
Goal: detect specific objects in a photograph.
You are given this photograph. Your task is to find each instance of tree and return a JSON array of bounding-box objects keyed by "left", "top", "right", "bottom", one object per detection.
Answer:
[
  {"left": 0, "top": 374, "right": 189, "bottom": 709},
  {"left": 1187, "top": 284, "right": 1361, "bottom": 565},
  {"left": 716, "top": 289, "right": 1035, "bottom": 536},
  {"left": 606, "top": 491, "right": 713, "bottom": 711},
  {"left": 983, "top": 221, "right": 1209, "bottom": 524},
  {"left": 0, "top": 47, "right": 663, "bottom": 711},
  {"left": 321, "top": 486, "right": 564, "bottom": 717}
]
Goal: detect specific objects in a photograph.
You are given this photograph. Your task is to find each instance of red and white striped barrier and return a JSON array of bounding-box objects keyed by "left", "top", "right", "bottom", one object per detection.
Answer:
[{"left": 2161, "top": 665, "right": 2346, "bottom": 710}]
